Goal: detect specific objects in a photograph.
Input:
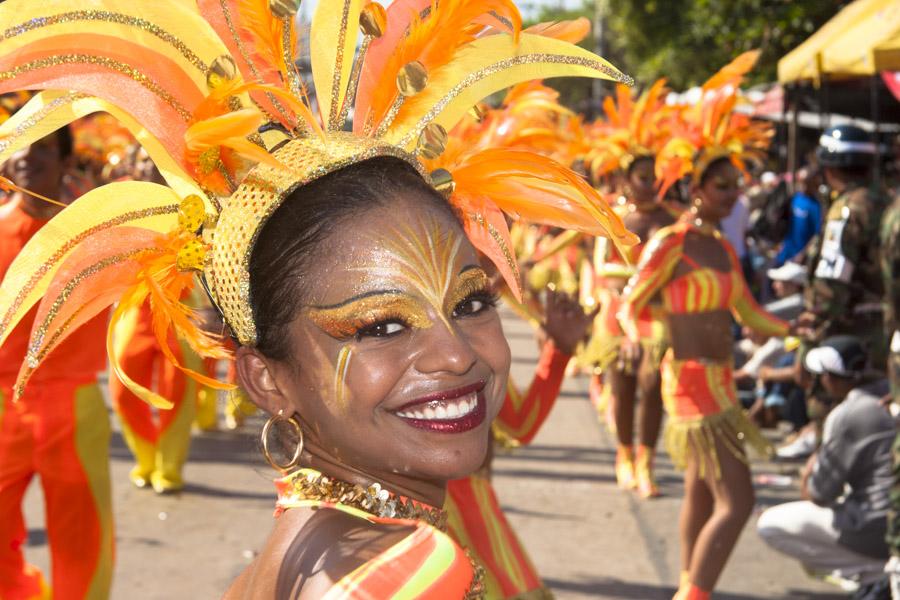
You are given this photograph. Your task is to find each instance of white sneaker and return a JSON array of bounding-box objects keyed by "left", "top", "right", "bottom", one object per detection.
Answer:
[{"left": 776, "top": 429, "right": 817, "bottom": 459}]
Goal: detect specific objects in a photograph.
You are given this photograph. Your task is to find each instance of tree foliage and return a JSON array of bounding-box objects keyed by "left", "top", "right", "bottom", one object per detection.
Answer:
[{"left": 527, "top": 0, "right": 849, "bottom": 97}]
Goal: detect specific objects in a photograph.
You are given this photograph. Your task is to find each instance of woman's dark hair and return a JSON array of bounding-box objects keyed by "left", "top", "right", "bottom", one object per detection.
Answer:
[
  {"left": 56, "top": 124, "right": 73, "bottom": 161},
  {"left": 248, "top": 156, "right": 459, "bottom": 360},
  {"left": 697, "top": 155, "right": 735, "bottom": 187},
  {"left": 626, "top": 154, "right": 654, "bottom": 177}
]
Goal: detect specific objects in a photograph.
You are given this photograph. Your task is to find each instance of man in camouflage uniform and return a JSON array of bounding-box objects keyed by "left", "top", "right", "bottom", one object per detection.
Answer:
[
  {"left": 799, "top": 125, "right": 889, "bottom": 378},
  {"left": 882, "top": 193, "right": 900, "bottom": 597}
]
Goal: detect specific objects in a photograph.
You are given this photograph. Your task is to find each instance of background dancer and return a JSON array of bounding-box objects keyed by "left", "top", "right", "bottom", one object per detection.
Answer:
[
  {"left": 583, "top": 79, "right": 680, "bottom": 498},
  {"left": 0, "top": 127, "right": 113, "bottom": 600},
  {"left": 622, "top": 52, "right": 793, "bottom": 600}
]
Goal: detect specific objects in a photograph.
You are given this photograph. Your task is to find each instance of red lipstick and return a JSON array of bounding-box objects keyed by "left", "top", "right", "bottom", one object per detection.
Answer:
[{"left": 392, "top": 381, "right": 487, "bottom": 434}]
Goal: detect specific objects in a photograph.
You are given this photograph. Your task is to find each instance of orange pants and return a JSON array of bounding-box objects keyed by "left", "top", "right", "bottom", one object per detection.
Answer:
[
  {"left": 109, "top": 306, "right": 195, "bottom": 491},
  {"left": 0, "top": 381, "right": 113, "bottom": 600}
]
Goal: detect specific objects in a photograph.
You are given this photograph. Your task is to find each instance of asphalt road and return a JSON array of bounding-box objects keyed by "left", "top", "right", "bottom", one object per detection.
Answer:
[{"left": 22, "top": 310, "right": 847, "bottom": 599}]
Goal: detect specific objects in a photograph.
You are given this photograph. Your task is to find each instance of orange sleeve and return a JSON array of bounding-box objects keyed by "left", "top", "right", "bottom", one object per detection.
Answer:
[
  {"left": 322, "top": 524, "right": 475, "bottom": 599},
  {"left": 494, "top": 341, "right": 570, "bottom": 445},
  {"left": 724, "top": 241, "right": 790, "bottom": 338},
  {"left": 618, "top": 227, "right": 683, "bottom": 342}
]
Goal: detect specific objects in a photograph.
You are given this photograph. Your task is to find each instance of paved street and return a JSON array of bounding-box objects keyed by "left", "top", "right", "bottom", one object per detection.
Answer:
[{"left": 23, "top": 310, "right": 847, "bottom": 598}]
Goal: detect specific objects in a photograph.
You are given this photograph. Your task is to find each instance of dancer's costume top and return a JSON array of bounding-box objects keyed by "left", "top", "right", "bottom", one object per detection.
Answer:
[{"left": 0, "top": 0, "right": 639, "bottom": 412}]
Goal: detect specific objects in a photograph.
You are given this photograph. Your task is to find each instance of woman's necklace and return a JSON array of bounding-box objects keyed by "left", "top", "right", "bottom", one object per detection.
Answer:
[
  {"left": 277, "top": 468, "right": 448, "bottom": 529},
  {"left": 685, "top": 211, "right": 720, "bottom": 238},
  {"left": 277, "top": 468, "right": 485, "bottom": 598}
]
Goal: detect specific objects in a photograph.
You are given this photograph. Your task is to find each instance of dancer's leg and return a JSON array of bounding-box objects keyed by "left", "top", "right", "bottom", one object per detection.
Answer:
[{"left": 687, "top": 436, "right": 755, "bottom": 592}]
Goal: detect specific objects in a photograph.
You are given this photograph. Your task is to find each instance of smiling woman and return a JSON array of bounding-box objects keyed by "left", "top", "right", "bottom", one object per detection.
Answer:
[{"left": 230, "top": 158, "right": 512, "bottom": 597}]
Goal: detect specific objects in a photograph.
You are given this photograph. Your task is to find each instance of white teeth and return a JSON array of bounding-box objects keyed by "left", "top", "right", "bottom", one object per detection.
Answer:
[{"left": 396, "top": 392, "right": 480, "bottom": 421}]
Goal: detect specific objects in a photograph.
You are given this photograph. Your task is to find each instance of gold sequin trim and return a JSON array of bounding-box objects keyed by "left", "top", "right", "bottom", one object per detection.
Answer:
[
  {"left": 326, "top": 0, "right": 354, "bottom": 131},
  {"left": 398, "top": 53, "right": 633, "bottom": 147},
  {"left": 0, "top": 55, "right": 191, "bottom": 121},
  {"left": 2, "top": 11, "right": 207, "bottom": 73},
  {"left": 335, "top": 35, "right": 370, "bottom": 131},
  {"left": 278, "top": 468, "right": 448, "bottom": 529},
  {"left": 281, "top": 16, "right": 305, "bottom": 102},
  {"left": 469, "top": 212, "right": 520, "bottom": 282},
  {"left": 0, "top": 205, "right": 178, "bottom": 341},
  {"left": 373, "top": 93, "right": 405, "bottom": 138},
  {"left": 0, "top": 91, "right": 88, "bottom": 156},
  {"left": 487, "top": 10, "right": 514, "bottom": 30},
  {"left": 211, "top": 135, "right": 427, "bottom": 345}
]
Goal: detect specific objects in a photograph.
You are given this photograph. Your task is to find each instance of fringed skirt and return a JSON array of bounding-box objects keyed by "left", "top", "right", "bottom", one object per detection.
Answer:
[
  {"left": 660, "top": 351, "right": 771, "bottom": 479},
  {"left": 578, "top": 292, "right": 668, "bottom": 372}
]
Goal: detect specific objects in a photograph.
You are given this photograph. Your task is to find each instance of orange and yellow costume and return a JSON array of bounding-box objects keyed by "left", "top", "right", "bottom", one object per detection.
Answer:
[
  {"left": 110, "top": 302, "right": 199, "bottom": 493},
  {"left": 446, "top": 341, "right": 570, "bottom": 599},
  {"left": 276, "top": 469, "right": 480, "bottom": 599},
  {"left": 0, "top": 203, "right": 112, "bottom": 600},
  {"left": 621, "top": 217, "right": 788, "bottom": 476}
]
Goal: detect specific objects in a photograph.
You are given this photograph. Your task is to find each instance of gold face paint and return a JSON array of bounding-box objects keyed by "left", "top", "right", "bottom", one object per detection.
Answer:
[
  {"left": 304, "top": 292, "right": 433, "bottom": 339},
  {"left": 304, "top": 216, "right": 494, "bottom": 412},
  {"left": 356, "top": 218, "right": 463, "bottom": 329},
  {"left": 445, "top": 268, "right": 491, "bottom": 315},
  {"left": 334, "top": 346, "right": 352, "bottom": 409}
]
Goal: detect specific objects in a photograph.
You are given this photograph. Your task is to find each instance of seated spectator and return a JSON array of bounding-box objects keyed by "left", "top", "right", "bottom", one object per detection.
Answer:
[
  {"left": 773, "top": 167, "right": 822, "bottom": 268},
  {"left": 735, "top": 262, "right": 806, "bottom": 429},
  {"left": 757, "top": 336, "right": 895, "bottom": 594}
]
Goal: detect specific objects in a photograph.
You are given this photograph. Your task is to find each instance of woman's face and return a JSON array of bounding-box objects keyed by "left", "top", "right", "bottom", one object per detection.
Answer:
[
  {"left": 256, "top": 195, "right": 510, "bottom": 483},
  {"left": 627, "top": 157, "right": 656, "bottom": 204},
  {"left": 695, "top": 160, "right": 742, "bottom": 221}
]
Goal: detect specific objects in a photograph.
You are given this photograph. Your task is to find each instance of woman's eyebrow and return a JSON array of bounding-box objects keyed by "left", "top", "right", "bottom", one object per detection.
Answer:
[{"left": 309, "top": 289, "right": 406, "bottom": 311}]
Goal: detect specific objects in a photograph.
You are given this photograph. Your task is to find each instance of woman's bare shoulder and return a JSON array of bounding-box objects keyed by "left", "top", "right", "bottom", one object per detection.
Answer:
[{"left": 222, "top": 507, "right": 416, "bottom": 600}]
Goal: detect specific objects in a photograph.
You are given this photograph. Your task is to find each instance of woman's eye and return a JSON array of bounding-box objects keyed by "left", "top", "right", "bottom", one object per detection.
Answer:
[
  {"left": 453, "top": 295, "right": 494, "bottom": 318},
  {"left": 356, "top": 321, "right": 406, "bottom": 339}
]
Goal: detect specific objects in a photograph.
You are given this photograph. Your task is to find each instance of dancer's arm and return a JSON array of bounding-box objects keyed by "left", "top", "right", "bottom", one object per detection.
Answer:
[
  {"left": 495, "top": 340, "right": 571, "bottom": 445},
  {"left": 495, "top": 291, "right": 593, "bottom": 445},
  {"left": 725, "top": 243, "right": 790, "bottom": 338}
]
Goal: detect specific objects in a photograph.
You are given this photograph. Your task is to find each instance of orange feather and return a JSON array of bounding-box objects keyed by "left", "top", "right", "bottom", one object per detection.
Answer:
[
  {"left": 366, "top": 0, "right": 522, "bottom": 130},
  {"left": 702, "top": 50, "right": 760, "bottom": 92},
  {"left": 236, "top": 0, "right": 297, "bottom": 89},
  {"left": 524, "top": 17, "right": 591, "bottom": 44}
]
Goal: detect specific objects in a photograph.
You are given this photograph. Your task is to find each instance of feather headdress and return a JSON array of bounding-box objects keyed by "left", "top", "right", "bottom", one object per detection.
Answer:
[
  {"left": 0, "top": 0, "right": 634, "bottom": 405},
  {"left": 583, "top": 78, "right": 672, "bottom": 183},
  {"left": 655, "top": 50, "right": 773, "bottom": 196}
]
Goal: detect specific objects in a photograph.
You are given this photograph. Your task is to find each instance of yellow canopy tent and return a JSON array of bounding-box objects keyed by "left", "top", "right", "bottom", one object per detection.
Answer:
[
  {"left": 778, "top": 0, "right": 900, "bottom": 83},
  {"left": 821, "top": 1, "right": 900, "bottom": 76}
]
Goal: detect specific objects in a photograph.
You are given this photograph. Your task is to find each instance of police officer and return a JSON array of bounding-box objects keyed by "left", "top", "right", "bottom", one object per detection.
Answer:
[{"left": 798, "top": 125, "right": 889, "bottom": 378}]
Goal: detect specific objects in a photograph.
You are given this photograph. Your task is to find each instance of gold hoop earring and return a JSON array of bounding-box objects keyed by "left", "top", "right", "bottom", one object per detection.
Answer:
[{"left": 261, "top": 410, "right": 303, "bottom": 473}]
